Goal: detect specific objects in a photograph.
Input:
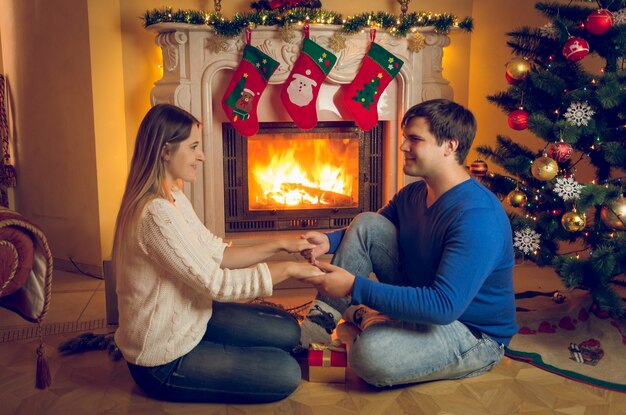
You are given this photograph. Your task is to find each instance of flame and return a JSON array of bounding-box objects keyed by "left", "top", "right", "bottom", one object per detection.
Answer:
[{"left": 248, "top": 136, "right": 358, "bottom": 210}]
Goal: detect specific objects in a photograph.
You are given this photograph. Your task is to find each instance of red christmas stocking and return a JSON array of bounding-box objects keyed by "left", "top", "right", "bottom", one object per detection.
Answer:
[
  {"left": 280, "top": 27, "right": 337, "bottom": 130},
  {"left": 343, "top": 36, "right": 404, "bottom": 131},
  {"left": 222, "top": 32, "right": 279, "bottom": 136}
]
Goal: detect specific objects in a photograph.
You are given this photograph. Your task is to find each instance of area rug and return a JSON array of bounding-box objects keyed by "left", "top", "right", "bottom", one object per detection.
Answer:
[{"left": 506, "top": 287, "right": 626, "bottom": 392}]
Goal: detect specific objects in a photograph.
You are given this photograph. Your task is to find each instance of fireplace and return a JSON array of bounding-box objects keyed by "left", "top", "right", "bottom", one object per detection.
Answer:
[
  {"left": 148, "top": 24, "right": 454, "bottom": 238},
  {"left": 223, "top": 121, "right": 383, "bottom": 232}
]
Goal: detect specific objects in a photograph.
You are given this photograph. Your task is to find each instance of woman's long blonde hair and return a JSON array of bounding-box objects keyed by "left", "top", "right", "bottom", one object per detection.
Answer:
[{"left": 112, "top": 104, "right": 200, "bottom": 277}]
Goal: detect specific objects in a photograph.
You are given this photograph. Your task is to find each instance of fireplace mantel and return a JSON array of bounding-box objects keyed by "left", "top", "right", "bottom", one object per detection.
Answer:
[{"left": 148, "top": 23, "right": 453, "bottom": 237}]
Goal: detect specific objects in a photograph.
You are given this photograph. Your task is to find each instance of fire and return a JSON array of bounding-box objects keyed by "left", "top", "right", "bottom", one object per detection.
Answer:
[{"left": 248, "top": 135, "right": 359, "bottom": 210}]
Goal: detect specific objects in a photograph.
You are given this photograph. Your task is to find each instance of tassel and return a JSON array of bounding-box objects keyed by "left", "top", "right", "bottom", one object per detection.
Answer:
[
  {"left": 36, "top": 342, "right": 51, "bottom": 389},
  {"left": 35, "top": 323, "right": 52, "bottom": 389}
]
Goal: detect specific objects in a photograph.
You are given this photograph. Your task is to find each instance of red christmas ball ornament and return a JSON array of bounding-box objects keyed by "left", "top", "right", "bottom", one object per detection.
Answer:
[
  {"left": 469, "top": 159, "right": 488, "bottom": 176},
  {"left": 548, "top": 141, "right": 573, "bottom": 163},
  {"left": 505, "top": 72, "right": 521, "bottom": 85},
  {"left": 585, "top": 9, "right": 614, "bottom": 36},
  {"left": 562, "top": 37, "right": 590, "bottom": 62},
  {"left": 508, "top": 109, "right": 529, "bottom": 130}
]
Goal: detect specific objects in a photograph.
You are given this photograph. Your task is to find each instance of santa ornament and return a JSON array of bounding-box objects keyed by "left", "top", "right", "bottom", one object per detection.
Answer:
[
  {"left": 222, "top": 28, "right": 279, "bottom": 136},
  {"left": 562, "top": 37, "right": 590, "bottom": 62},
  {"left": 344, "top": 29, "right": 404, "bottom": 131},
  {"left": 281, "top": 24, "right": 337, "bottom": 130}
]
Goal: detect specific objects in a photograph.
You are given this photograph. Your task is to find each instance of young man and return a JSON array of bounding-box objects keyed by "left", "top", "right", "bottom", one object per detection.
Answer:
[{"left": 300, "top": 99, "right": 517, "bottom": 387}]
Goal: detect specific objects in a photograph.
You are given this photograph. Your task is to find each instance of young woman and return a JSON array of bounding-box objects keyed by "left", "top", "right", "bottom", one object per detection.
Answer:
[{"left": 112, "top": 104, "right": 324, "bottom": 403}]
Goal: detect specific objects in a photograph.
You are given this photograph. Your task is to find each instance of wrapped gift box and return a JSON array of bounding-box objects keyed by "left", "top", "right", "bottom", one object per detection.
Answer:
[{"left": 308, "top": 340, "right": 347, "bottom": 383}]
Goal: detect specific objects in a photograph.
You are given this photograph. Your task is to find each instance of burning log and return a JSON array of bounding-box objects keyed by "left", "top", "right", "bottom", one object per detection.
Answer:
[{"left": 280, "top": 183, "right": 354, "bottom": 206}]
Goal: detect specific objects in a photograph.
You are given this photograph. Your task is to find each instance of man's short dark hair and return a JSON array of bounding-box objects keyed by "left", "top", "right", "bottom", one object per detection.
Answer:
[{"left": 401, "top": 99, "right": 477, "bottom": 164}]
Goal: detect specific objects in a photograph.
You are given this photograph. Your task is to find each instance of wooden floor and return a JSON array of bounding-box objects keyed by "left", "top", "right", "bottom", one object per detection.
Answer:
[{"left": 1, "top": 270, "right": 625, "bottom": 415}]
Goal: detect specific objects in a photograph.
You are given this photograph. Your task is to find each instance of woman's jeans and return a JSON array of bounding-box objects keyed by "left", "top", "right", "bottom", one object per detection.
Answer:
[
  {"left": 127, "top": 301, "right": 301, "bottom": 403},
  {"left": 321, "top": 212, "right": 505, "bottom": 387}
]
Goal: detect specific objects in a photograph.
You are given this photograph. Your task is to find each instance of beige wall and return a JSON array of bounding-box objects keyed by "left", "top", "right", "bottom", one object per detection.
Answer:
[
  {"left": 0, "top": 0, "right": 550, "bottom": 271},
  {"left": 0, "top": 0, "right": 102, "bottom": 269}
]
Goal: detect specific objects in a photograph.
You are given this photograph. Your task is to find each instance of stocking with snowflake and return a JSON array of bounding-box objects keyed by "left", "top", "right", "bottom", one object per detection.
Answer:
[
  {"left": 343, "top": 29, "right": 404, "bottom": 131},
  {"left": 222, "top": 29, "right": 279, "bottom": 136}
]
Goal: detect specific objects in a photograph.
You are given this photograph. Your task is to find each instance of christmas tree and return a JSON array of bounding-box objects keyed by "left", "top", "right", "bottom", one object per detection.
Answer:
[
  {"left": 475, "top": 1, "right": 626, "bottom": 316},
  {"left": 353, "top": 75, "right": 381, "bottom": 110}
]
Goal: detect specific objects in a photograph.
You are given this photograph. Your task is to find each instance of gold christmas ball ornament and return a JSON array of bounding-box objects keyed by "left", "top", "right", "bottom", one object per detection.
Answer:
[
  {"left": 561, "top": 209, "right": 586, "bottom": 232},
  {"left": 507, "top": 190, "right": 528, "bottom": 207},
  {"left": 505, "top": 57, "right": 531, "bottom": 81},
  {"left": 531, "top": 155, "right": 558, "bottom": 181},
  {"left": 600, "top": 196, "right": 626, "bottom": 231}
]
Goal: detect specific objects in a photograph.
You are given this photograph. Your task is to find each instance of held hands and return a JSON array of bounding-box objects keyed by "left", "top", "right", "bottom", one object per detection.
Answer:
[
  {"left": 299, "top": 231, "right": 330, "bottom": 263},
  {"left": 279, "top": 237, "right": 317, "bottom": 254},
  {"left": 302, "top": 261, "right": 355, "bottom": 298}
]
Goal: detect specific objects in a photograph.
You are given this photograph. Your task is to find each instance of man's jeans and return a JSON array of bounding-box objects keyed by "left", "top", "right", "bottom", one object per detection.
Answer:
[
  {"left": 320, "top": 212, "right": 504, "bottom": 387},
  {"left": 127, "top": 301, "right": 301, "bottom": 403}
]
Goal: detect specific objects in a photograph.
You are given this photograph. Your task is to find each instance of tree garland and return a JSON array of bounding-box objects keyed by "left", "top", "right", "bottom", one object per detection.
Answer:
[{"left": 142, "top": 7, "right": 473, "bottom": 38}]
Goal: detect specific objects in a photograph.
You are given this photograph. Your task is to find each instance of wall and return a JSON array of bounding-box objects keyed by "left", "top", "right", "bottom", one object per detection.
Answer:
[
  {"left": 0, "top": 0, "right": 102, "bottom": 271},
  {"left": 467, "top": 1, "right": 549, "bottom": 167},
  {"left": 0, "top": 0, "right": 553, "bottom": 271},
  {"left": 0, "top": 0, "right": 127, "bottom": 273}
]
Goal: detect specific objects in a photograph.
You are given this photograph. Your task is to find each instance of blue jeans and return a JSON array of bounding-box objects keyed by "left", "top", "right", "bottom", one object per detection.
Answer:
[
  {"left": 127, "top": 301, "right": 301, "bottom": 403},
  {"left": 322, "top": 212, "right": 504, "bottom": 387}
]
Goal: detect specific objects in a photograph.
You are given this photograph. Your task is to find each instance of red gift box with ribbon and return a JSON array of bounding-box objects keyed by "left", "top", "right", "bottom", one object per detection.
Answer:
[{"left": 307, "top": 340, "right": 347, "bottom": 383}]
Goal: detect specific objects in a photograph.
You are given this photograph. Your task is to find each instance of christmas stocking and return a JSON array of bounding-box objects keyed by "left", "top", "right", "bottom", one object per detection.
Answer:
[
  {"left": 222, "top": 34, "right": 279, "bottom": 136},
  {"left": 343, "top": 38, "right": 404, "bottom": 131},
  {"left": 280, "top": 30, "right": 337, "bottom": 130}
]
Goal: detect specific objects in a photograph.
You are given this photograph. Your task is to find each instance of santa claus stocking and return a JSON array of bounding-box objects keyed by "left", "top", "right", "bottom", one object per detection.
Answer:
[
  {"left": 344, "top": 30, "right": 404, "bottom": 131},
  {"left": 280, "top": 25, "right": 337, "bottom": 130},
  {"left": 222, "top": 29, "right": 279, "bottom": 136}
]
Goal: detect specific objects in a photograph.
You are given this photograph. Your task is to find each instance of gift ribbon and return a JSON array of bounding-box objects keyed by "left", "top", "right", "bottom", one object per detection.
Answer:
[{"left": 310, "top": 339, "right": 346, "bottom": 367}]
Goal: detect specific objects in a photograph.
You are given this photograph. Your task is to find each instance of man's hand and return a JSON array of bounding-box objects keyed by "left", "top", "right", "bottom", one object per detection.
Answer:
[
  {"left": 300, "top": 231, "right": 330, "bottom": 263},
  {"left": 303, "top": 261, "right": 355, "bottom": 298}
]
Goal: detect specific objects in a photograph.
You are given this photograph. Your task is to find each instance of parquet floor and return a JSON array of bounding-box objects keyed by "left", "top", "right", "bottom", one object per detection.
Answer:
[{"left": 1, "top": 270, "right": 625, "bottom": 415}]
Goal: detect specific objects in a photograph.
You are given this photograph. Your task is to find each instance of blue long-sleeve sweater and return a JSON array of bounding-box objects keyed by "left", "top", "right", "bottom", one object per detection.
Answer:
[{"left": 327, "top": 177, "right": 518, "bottom": 345}]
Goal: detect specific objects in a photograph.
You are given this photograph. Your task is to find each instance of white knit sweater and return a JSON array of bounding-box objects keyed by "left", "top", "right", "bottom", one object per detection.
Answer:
[{"left": 114, "top": 190, "right": 273, "bottom": 366}]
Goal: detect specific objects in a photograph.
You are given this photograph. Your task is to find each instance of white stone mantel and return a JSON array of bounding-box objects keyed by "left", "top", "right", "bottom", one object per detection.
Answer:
[{"left": 148, "top": 23, "right": 453, "bottom": 237}]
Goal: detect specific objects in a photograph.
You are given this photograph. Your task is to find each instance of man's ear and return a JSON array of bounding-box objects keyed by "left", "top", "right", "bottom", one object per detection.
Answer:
[{"left": 444, "top": 138, "right": 459, "bottom": 157}]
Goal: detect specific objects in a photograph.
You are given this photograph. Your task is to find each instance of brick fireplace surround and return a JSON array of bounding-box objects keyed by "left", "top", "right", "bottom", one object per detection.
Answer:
[
  {"left": 148, "top": 23, "right": 453, "bottom": 238},
  {"left": 103, "top": 24, "right": 453, "bottom": 324}
]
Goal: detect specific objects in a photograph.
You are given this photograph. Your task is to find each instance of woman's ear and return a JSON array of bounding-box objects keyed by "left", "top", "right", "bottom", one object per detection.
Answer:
[{"left": 161, "top": 143, "right": 171, "bottom": 161}]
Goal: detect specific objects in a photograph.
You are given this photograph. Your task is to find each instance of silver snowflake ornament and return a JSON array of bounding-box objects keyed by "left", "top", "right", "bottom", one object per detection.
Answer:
[
  {"left": 564, "top": 102, "right": 594, "bottom": 127},
  {"left": 539, "top": 23, "right": 558, "bottom": 39},
  {"left": 553, "top": 176, "right": 584, "bottom": 201},
  {"left": 513, "top": 228, "right": 541, "bottom": 254}
]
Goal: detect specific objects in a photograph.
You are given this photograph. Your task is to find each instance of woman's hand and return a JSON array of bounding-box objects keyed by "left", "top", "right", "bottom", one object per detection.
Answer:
[
  {"left": 278, "top": 237, "right": 317, "bottom": 254},
  {"left": 300, "top": 231, "right": 330, "bottom": 263},
  {"left": 266, "top": 261, "right": 324, "bottom": 285}
]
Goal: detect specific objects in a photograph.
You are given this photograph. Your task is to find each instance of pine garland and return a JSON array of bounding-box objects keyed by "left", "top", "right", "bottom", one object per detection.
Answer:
[{"left": 142, "top": 7, "right": 473, "bottom": 38}]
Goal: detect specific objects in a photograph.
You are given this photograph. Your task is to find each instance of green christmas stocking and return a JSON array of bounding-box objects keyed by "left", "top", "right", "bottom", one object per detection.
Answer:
[
  {"left": 222, "top": 42, "right": 279, "bottom": 136},
  {"left": 280, "top": 33, "right": 337, "bottom": 130},
  {"left": 343, "top": 42, "right": 404, "bottom": 131}
]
